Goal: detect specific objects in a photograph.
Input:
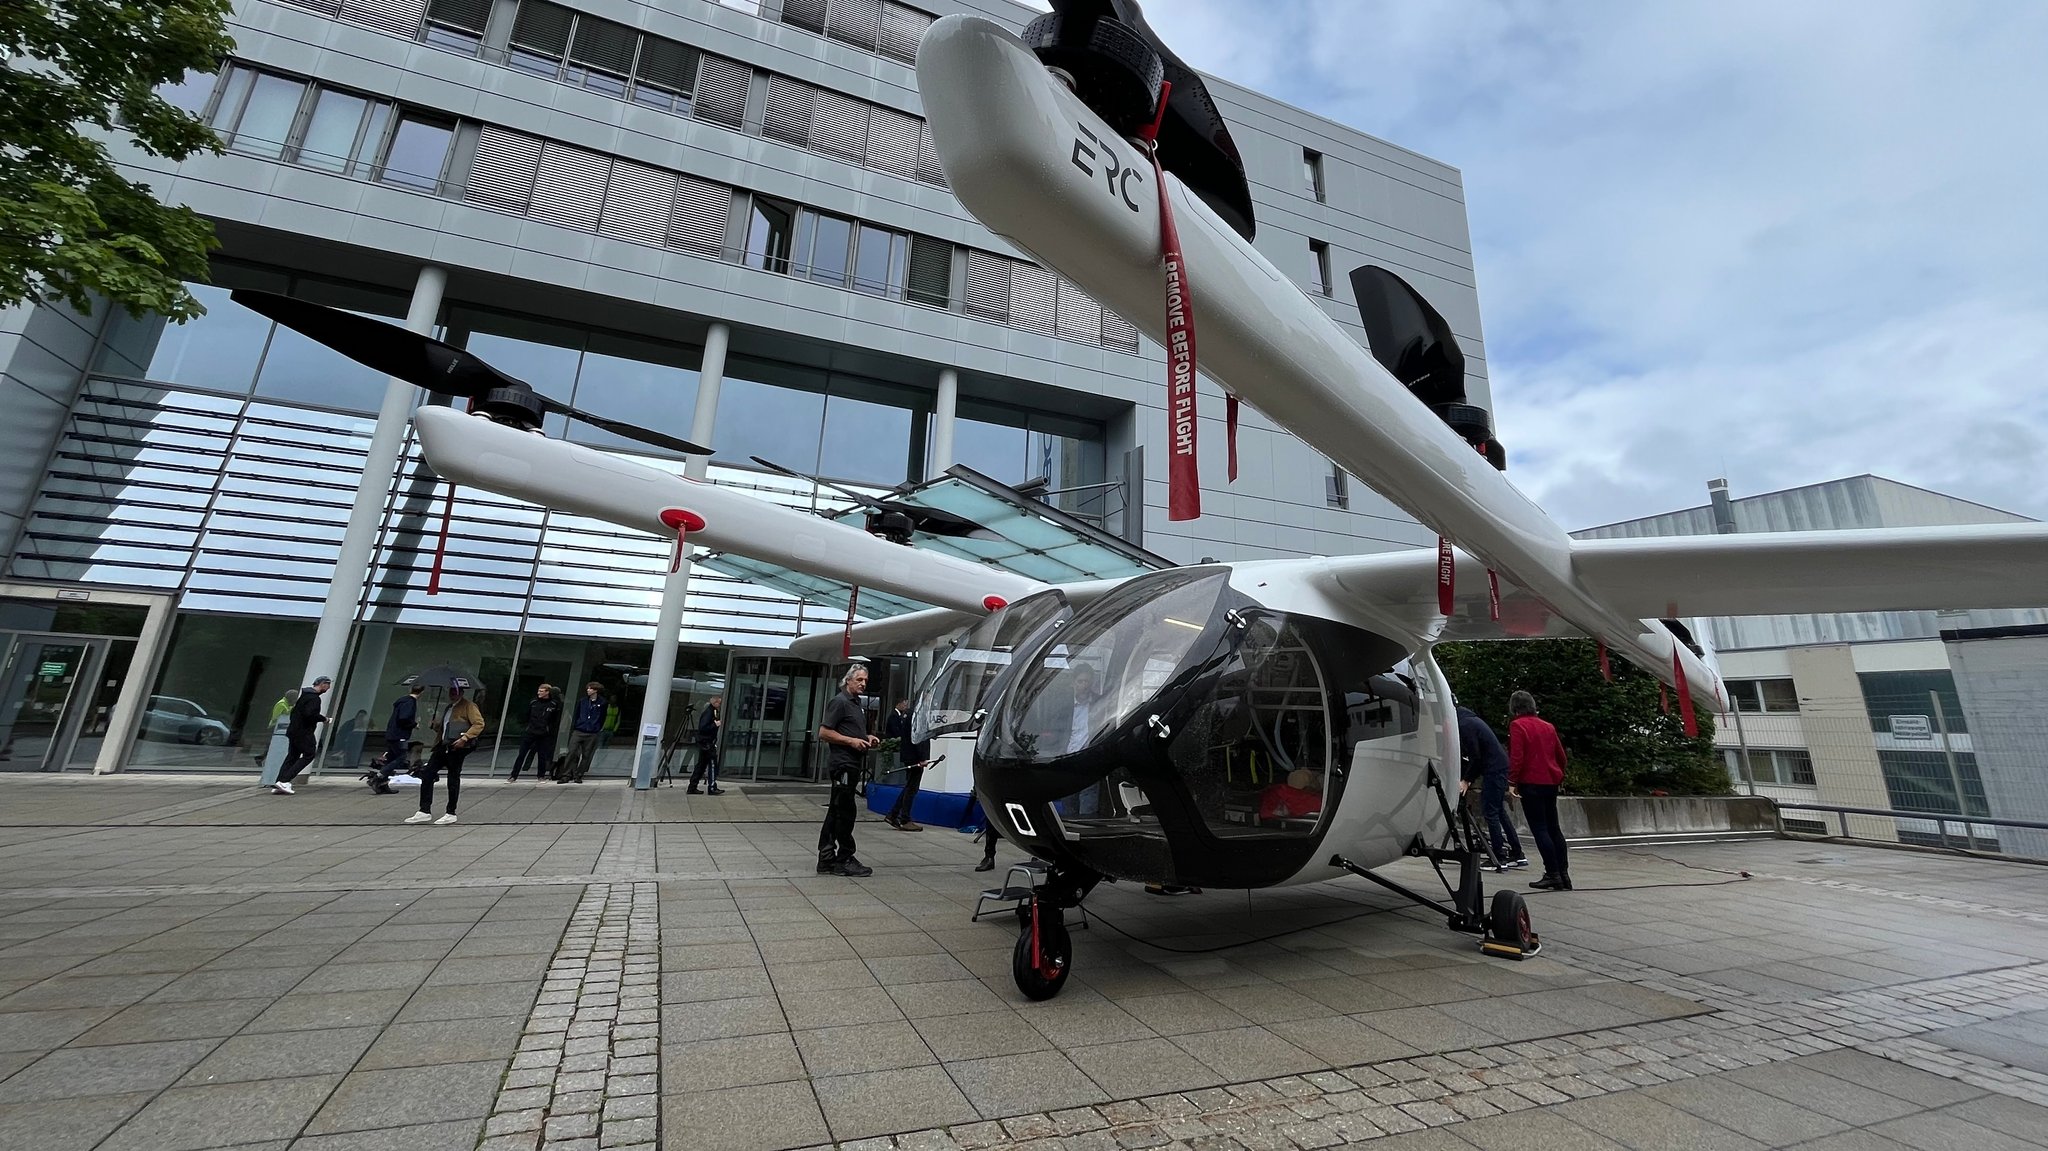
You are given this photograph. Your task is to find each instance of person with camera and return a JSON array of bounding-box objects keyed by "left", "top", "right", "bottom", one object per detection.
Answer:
[{"left": 816, "top": 664, "right": 877, "bottom": 877}]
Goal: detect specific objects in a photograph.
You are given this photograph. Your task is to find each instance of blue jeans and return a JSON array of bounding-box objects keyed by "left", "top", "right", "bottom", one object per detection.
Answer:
[{"left": 1482, "top": 775, "right": 1522, "bottom": 862}]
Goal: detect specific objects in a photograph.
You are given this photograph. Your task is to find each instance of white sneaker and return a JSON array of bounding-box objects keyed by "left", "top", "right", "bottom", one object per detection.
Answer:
[
  {"left": 272, "top": 782, "right": 294, "bottom": 795},
  {"left": 403, "top": 811, "right": 433, "bottom": 824},
  {"left": 434, "top": 813, "right": 458, "bottom": 825}
]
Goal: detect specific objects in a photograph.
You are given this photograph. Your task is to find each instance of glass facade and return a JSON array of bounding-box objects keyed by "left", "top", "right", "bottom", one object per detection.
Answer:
[{"left": 18, "top": 264, "right": 1103, "bottom": 778}]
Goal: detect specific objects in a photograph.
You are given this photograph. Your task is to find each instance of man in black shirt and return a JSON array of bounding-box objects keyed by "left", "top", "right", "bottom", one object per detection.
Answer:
[
  {"left": 508, "top": 683, "right": 561, "bottom": 782},
  {"left": 273, "top": 675, "right": 331, "bottom": 795},
  {"left": 689, "top": 695, "right": 723, "bottom": 795},
  {"left": 817, "top": 665, "right": 877, "bottom": 877},
  {"left": 883, "top": 698, "right": 931, "bottom": 831}
]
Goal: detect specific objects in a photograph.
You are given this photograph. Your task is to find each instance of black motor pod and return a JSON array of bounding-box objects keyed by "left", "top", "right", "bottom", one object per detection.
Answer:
[
  {"left": 478, "top": 384, "right": 546, "bottom": 432},
  {"left": 1022, "top": 0, "right": 1257, "bottom": 242}
]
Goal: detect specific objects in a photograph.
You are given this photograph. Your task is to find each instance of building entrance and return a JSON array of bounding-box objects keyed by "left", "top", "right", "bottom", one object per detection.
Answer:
[{"left": 0, "top": 632, "right": 127, "bottom": 772}]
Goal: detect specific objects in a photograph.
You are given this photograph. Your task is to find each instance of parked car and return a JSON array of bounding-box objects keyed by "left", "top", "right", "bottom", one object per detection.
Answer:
[{"left": 142, "top": 696, "right": 232, "bottom": 745}]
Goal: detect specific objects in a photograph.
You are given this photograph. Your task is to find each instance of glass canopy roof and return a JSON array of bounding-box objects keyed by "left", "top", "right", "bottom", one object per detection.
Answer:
[{"left": 699, "top": 465, "right": 1170, "bottom": 620}]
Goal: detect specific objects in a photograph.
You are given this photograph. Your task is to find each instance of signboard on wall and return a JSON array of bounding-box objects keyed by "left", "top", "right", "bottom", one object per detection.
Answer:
[{"left": 1889, "top": 715, "right": 1934, "bottom": 740}]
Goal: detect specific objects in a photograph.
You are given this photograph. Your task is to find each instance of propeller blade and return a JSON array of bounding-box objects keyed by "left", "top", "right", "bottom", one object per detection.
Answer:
[
  {"left": 747, "top": 456, "right": 893, "bottom": 513},
  {"left": 537, "top": 394, "right": 712, "bottom": 456},
  {"left": 230, "top": 290, "right": 527, "bottom": 399}
]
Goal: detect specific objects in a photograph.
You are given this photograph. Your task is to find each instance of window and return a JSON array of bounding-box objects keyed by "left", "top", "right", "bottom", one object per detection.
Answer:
[
  {"left": 379, "top": 114, "right": 454, "bottom": 190},
  {"left": 421, "top": 0, "right": 491, "bottom": 54},
  {"left": 94, "top": 281, "right": 272, "bottom": 393},
  {"left": 1309, "top": 240, "right": 1332, "bottom": 297},
  {"left": 509, "top": 0, "right": 574, "bottom": 77},
  {"left": 1304, "top": 149, "right": 1325, "bottom": 201},
  {"left": 566, "top": 14, "right": 637, "bottom": 97},
  {"left": 1731, "top": 748, "right": 1815, "bottom": 787},
  {"left": 780, "top": 0, "right": 932, "bottom": 66},
  {"left": 254, "top": 280, "right": 411, "bottom": 414},
  {"left": 1326, "top": 463, "right": 1348, "bottom": 509},
  {"left": 158, "top": 70, "right": 220, "bottom": 117},
  {"left": 743, "top": 197, "right": 798, "bottom": 274},
  {"left": 797, "top": 211, "right": 855, "bottom": 286},
  {"left": 905, "top": 236, "right": 952, "bottom": 308},
  {"left": 1727, "top": 677, "right": 1799, "bottom": 713},
  {"left": 852, "top": 225, "right": 907, "bottom": 298},
  {"left": 713, "top": 372, "right": 827, "bottom": 474},
  {"left": 820, "top": 382, "right": 916, "bottom": 486},
  {"left": 1860, "top": 670, "right": 1968, "bottom": 734},
  {"left": 565, "top": 333, "right": 702, "bottom": 457},
  {"left": 1877, "top": 749, "right": 1986, "bottom": 816},
  {"left": 296, "top": 88, "right": 372, "bottom": 172},
  {"left": 229, "top": 72, "right": 309, "bottom": 158},
  {"left": 631, "top": 38, "right": 699, "bottom": 114}
]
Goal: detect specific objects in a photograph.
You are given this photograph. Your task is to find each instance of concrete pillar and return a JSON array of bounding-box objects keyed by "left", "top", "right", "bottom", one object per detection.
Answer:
[
  {"left": 266, "top": 265, "right": 446, "bottom": 784},
  {"left": 930, "top": 367, "right": 958, "bottom": 480},
  {"left": 632, "top": 322, "right": 729, "bottom": 789}
]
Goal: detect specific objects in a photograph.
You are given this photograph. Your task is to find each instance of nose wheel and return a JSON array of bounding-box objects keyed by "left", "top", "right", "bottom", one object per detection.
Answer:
[{"left": 1012, "top": 897, "right": 1072, "bottom": 1000}]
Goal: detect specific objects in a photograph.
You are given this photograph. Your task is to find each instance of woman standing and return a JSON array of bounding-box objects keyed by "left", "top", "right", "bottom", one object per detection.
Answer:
[{"left": 1506, "top": 690, "right": 1571, "bottom": 890}]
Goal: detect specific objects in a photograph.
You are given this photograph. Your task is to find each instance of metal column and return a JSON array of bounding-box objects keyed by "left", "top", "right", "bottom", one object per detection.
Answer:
[
  {"left": 632, "top": 322, "right": 730, "bottom": 789},
  {"left": 930, "top": 367, "right": 958, "bottom": 479},
  {"left": 266, "top": 265, "right": 446, "bottom": 785}
]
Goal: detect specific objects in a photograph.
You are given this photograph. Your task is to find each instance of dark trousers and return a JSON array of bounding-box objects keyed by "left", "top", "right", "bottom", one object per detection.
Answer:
[
  {"left": 818, "top": 774, "right": 858, "bottom": 864},
  {"left": 419, "top": 741, "right": 472, "bottom": 814},
  {"left": 889, "top": 765, "right": 924, "bottom": 822},
  {"left": 563, "top": 730, "right": 600, "bottom": 780},
  {"left": 1482, "top": 775, "right": 1523, "bottom": 862},
  {"left": 377, "top": 735, "right": 409, "bottom": 769},
  {"left": 277, "top": 735, "right": 318, "bottom": 783},
  {"left": 1520, "top": 783, "right": 1567, "bottom": 878},
  {"left": 689, "top": 746, "right": 719, "bottom": 790},
  {"left": 981, "top": 819, "right": 1001, "bottom": 863},
  {"left": 509, "top": 733, "right": 551, "bottom": 780}
]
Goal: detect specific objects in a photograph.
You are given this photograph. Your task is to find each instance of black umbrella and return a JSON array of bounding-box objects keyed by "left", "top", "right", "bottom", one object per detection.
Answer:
[{"left": 401, "top": 665, "right": 478, "bottom": 693}]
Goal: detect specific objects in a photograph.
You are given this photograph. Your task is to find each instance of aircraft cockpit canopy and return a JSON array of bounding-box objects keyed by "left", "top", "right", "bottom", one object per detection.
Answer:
[{"left": 972, "top": 566, "right": 1420, "bottom": 889}]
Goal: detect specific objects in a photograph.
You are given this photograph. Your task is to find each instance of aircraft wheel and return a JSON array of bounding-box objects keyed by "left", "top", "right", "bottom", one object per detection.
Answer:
[
  {"left": 1012, "top": 907, "right": 1071, "bottom": 1001},
  {"left": 1489, "top": 889, "right": 1534, "bottom": 950}
]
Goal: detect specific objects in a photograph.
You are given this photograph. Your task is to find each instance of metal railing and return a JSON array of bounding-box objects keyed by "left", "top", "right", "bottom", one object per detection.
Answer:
[{"left": 1774, "top": 800, "right": 2048, "bottom": 861}]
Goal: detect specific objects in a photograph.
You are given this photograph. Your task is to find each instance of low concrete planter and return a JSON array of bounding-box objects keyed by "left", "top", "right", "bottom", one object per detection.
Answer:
[{"left": 1558, "top": 795, "right": 1777, "bottom": 840}]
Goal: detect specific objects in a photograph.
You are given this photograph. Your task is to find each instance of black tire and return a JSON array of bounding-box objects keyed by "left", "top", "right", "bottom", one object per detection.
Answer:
[
  {"left": 1015, "top": 904, "right": 1032, "bottom": 929},
  {"left": 196, "top": 728, "right": 226, "bottom": 746},
  {"left": 1489, "top": 889, "right": 1533, "bottom": 950},
  {"left": 1011, "top": 911, "right": 1071, "bottom": 1001}
]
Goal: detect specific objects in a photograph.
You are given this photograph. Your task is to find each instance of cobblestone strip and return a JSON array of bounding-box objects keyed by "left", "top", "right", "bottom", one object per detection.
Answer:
[
  {"left": 481, "top": 881, "right": 662, "bottom": 1151},
  {"left": 798, "top": 962, "right": 2048, "bottom": 1151}
]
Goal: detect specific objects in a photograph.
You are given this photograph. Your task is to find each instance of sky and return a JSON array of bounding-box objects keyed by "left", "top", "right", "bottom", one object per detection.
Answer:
[{"left": 1023, "top": 1, "right": 2048, "bottom": 530}]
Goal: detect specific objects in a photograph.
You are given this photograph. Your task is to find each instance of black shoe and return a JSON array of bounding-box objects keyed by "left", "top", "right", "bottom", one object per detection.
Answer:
[
  {"left": 975, "top": 857, "right": 995, "bottom": 872},
  {"left": 1557, "top": 874, "right": 1573, "bottom": 891},
  {"left": 817, "top": 858, "right": 838, "bottom": 874},
  {"left": 706, "top": 787, "right": 723, "bottom": 795},
  {"left": 836, "top": 857, "right": 873, "bottom": 878},
  {"left": 686, "top": 787, "right": 701, "bottom": 794},
  {"left": 1530, "top": 873, "right": 1560, "bottom": 890}
]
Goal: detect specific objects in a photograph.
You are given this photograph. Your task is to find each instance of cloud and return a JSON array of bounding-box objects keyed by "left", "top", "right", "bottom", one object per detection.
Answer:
[{"left": 1104, "top": 0, "right": 2048, "bottom": 527}]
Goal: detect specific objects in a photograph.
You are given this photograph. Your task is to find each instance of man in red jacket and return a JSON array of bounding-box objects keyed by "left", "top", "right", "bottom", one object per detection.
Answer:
[{"left": 1507, "top": 690, "right": 1572, "bottom": 890}]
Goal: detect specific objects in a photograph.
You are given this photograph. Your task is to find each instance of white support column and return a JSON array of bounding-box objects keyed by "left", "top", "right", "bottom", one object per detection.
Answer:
[
  {"left": 632, "top": 322, "right": 729, "bottom": 789},
  {"left": 930, "top": 367, "right": 959, "bottom": 480},
  {"left": 267, "top": 265, "right": 446, "bottom": 784}
]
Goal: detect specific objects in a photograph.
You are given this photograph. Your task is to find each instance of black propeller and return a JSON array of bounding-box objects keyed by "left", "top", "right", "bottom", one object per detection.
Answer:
[
  {"left": 230, "top": 290, "right": 714, "bottom": 458},
  {"left": 748, "top": 456, "right": 995, "bottom": 544},
  {"left": 1022, "top": 0, "right": 1256, "bottom": 242}
]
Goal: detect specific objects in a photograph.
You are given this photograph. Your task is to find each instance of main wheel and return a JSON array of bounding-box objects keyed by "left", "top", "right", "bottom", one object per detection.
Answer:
[
  {"left": 1011, "top": 909, "right": 1072, "bottom": 1001},
  {"left": 1489, "top": 889, "right": 1534, "bottom": 950}
]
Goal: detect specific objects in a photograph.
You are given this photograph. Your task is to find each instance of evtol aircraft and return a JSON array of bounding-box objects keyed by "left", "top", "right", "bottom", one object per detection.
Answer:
[{"left": 243, "top": 0, "right": 2048, "bottom": 999}]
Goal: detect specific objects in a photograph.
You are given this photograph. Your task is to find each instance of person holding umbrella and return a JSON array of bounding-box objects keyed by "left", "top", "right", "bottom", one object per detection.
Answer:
[{"left": 407, "top": 685, "right": 484, "bottom": 825}]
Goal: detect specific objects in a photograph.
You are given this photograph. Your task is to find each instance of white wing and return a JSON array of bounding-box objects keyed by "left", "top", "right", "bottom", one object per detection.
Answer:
[{"left": 412, "top": 407, "right": 1041, "bottom": 616}]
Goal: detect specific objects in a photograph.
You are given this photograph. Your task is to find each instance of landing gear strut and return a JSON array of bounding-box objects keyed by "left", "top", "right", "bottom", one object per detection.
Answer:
[
  {"left": 1332, "top": 763, "right": 1540, "bottom": 958},
  {"left": 1010, "top": 863, "right": 1100, "bottom": 1000}
]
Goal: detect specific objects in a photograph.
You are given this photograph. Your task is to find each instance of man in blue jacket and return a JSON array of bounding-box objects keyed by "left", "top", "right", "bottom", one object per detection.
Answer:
[
  {"left": 560, "top": 681, "right": 606, "bottom": 783},
  {"left": 378, "top": 685, "right": 425, "bottom": 773},
  {"left": 1457, "top": 704, "right": 1526, "bottom": 870}
]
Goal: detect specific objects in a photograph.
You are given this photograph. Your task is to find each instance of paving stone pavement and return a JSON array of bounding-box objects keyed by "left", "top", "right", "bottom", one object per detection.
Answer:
[{"left": 0, "top": 777, "right": 2044, "bottom": 1151}]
